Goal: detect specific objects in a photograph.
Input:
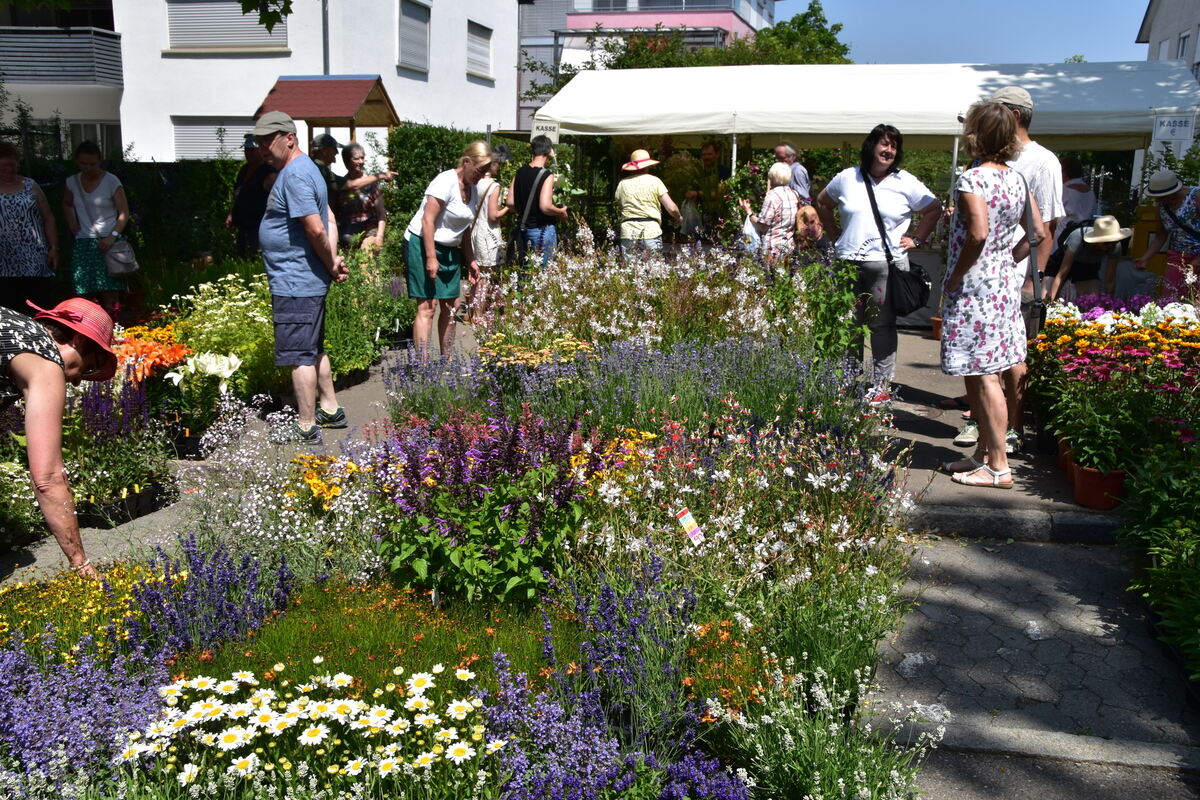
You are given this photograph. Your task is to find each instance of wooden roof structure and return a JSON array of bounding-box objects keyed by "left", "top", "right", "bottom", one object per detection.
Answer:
[{"left": 256, "top": 75, "right": 400, "bottom": 142}]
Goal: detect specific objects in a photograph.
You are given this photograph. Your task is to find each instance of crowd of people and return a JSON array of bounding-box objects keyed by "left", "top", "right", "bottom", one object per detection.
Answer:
[{"left": 0, "top": 90, "right": 1189, "bottom": 575}]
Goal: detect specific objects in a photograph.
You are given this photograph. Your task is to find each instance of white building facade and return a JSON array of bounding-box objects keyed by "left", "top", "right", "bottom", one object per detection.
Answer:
[
  {"left": 1, "top": 0, "right": 518, "bottom": 162},
  {"left": 1137, "top": 0, "right": 1200, "bottom": 78}
]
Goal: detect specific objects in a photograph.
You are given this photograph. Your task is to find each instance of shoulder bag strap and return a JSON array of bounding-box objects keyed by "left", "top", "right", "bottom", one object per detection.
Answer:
[
  {"left": 861, "top": 168, "right": 895, "bottom": 269},
  {"left": 519, "top": 168, "right": 548, "bottom": 230},
  {"left": 474, "top": 180, "right": 496, "bottom": 224}
]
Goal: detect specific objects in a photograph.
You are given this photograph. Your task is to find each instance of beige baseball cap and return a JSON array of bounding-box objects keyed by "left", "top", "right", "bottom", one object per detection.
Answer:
[
  {"left": 989, "top": 86, "right": 1034, "bottom": 110},
  {"left": 251, "top": 110, "right": 297, "bottom": 137}
]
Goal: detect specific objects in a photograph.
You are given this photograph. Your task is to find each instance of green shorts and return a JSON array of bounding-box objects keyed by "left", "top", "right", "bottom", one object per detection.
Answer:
[{"left": 405, "top": 234, "right": 462, "bottom": 300}]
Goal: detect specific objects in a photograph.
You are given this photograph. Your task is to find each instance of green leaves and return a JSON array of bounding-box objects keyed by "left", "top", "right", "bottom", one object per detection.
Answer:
[{"left": 379, "top": 464, "right": 581, "bottom": 604}]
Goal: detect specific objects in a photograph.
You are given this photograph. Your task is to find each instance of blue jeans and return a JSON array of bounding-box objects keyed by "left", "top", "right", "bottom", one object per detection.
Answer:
[{"left": 520, "top": 225, "right": 557, "bottom": 271}]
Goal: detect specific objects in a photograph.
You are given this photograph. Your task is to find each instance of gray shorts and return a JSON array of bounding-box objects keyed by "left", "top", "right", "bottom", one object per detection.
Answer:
[{"left": 272, "top": 294, "right": 326, "bottom": 367}]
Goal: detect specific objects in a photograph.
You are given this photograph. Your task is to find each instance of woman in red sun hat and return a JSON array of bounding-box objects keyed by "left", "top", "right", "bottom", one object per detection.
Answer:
[{"left": 1, "top": 298, "right": 118, "bottom": 579}]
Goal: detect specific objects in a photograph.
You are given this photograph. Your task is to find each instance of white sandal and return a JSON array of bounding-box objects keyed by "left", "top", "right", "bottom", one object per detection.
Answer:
[{"left": 951, "top": 463, "right": 1013, "bottom": 489}]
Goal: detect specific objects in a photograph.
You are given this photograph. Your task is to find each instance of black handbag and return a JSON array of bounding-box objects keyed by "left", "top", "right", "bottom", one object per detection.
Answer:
[{"left": 862, "top": 169, "right": 931, "bottom": 317}]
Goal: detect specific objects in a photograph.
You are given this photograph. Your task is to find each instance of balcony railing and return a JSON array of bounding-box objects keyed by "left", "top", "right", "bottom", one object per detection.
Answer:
[{"left": 0, "top": 27, "right": 122, "bottom": 87}]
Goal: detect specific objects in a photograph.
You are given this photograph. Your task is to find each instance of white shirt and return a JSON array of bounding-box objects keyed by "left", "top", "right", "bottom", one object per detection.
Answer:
[
  {"left": 1062, "top": 178, "right": 1096, "bottom": 224},
  {"left": 405, "top": 169, "right": 479, "bottom": 246},
  {"left": 68, "top": 172, "right": 122, "bottom": 239},
  {"left": 1009, "top": 140, "right": 1064, "bottom": 275},
  {"left": 824, "top": 167, "right": 937, "bottom": 261}
]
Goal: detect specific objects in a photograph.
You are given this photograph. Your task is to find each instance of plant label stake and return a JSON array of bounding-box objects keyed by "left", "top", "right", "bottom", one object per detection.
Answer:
[{"left": 675, "top": 507, "right": 704, "bottom": 545}]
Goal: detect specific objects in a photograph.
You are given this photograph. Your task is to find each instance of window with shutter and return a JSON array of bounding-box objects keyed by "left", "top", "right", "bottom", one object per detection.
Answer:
[
  {"left": 167, "top": 0, "right": 287, "bottom": 50},
  {"left": 173, "top": 117, "right": 254, "bottom": 159},
  {"left": 466, "top": 21, "right": 492, "bottom": 79},
  {"left": 399, "top": 0, "right": 430, "bottom": 73}
]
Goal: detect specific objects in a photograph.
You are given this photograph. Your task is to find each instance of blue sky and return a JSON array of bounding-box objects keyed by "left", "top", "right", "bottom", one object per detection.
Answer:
[{"left": 773, "top": 0, "right": 1149, "bottom": 64}]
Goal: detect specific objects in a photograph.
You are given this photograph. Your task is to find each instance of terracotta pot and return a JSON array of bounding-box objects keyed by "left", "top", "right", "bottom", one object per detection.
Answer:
[
  {"left": 1056, "top": 437, "right": 1074, "bottom": 485},
  {"left": 1071, "top": 463, "right": 1127, "bottom": 510},
  {"left": 930, "top": 316, "right": 942, "bottom": 340}
]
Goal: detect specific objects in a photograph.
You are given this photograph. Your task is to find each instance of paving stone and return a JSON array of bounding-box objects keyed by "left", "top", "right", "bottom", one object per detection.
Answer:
[
  {"left": 1058, "top": 688, "right": 1102, "bottom": 722},
  {"left": 1007, "top": 674, "right": 1061, "bottom": 705},
  {"left": 1032, "top": 637, "right": 1073, "bottom": 665}
]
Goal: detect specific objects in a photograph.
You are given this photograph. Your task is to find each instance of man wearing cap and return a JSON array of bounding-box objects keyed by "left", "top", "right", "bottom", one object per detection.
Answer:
[
  {"left": 226, "top": 134, "right": 277, "bottom": 256},
  {"left": 1135, "top": 168, "right": 1200, "bottom": 297},
  {"left": 1, "top": 298, "right": 119, "bottom": 579},
  {"left": 253, "top": 111, "right": 348, "bottom": 445},
  {"left": 992, "top": 87, "right": 1063, "bottom": 451},
  {"left": 311, "top": 133, "right": 344, "bottom": 202}
]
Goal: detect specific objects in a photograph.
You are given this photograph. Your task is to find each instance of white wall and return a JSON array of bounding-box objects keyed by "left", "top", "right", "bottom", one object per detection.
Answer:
[
  {"left": 1144, "top": 0, "right": 1200, "bottom": 64},
  {"left": 114, "top": 0, "right": 517, "bottom": 162}
]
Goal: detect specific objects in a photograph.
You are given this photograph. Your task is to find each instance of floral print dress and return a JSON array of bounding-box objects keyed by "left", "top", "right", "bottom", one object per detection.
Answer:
[{"left": 940, "top": 166, "right": 1026, "bottom": 377}]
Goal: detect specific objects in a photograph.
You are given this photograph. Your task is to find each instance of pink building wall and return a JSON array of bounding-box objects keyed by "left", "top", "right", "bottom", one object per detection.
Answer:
[{"left": 566, "top": 11, "right": 755, "bottom": 38}]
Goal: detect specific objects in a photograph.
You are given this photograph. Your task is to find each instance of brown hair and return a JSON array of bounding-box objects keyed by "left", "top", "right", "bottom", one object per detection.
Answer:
[
  {"left": 0, "top": 141, "right": 20, "bottom": 163},
  {"left": 963, "top": 102, "right": 1019, "bottom": 164},
  {"left": 38, "top": 319, "right": 73, "bottom": 345}
]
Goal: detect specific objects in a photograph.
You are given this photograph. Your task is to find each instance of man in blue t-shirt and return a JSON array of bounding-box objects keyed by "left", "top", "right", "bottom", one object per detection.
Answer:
[{"left": 252, "top": 111, "right": 348, "bottom": 445}]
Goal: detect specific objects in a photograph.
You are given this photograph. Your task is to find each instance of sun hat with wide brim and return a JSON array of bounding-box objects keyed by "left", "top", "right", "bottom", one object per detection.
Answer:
[
  {"left": 1146, "top": 168, "right": 1184, "bottom": 198},
  {"left": 1081, "top": 215, "right": 1133, "bottom": 244},
  {"left": 621, "top": 149, "right": 659, "bottom": 171},
  {"left": 27, "top": 298, "right": 118, "bottom": 382}
]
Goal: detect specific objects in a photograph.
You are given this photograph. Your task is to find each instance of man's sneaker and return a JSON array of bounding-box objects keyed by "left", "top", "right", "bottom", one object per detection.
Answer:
[
  {"left": 294, "top": 423, "right": 323, "bottom": 445},
  {"left": 953, "top": 420, "right": 980, "bottom": 446},
  {"left": 316, "top": 406, "right": 347, "bottom": 429},
  {"left": 1005, "top": 429, "right": 1021, "bottom": 454}
]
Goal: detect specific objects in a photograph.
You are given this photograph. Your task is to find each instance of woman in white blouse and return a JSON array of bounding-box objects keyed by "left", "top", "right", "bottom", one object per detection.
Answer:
[
  {"left": 816, "top": 124, "right": 941, "bottom": 404},
  {"left": 63, "top": 141, "right": 129, "bottom": 318},
  {"left": 404, "top": 141, "right": 493, "bottom": 358}
]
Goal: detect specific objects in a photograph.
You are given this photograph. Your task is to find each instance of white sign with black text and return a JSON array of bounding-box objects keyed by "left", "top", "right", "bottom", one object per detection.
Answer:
[{"left": 531, "top": 120, "right": 560, "bottom": 144}]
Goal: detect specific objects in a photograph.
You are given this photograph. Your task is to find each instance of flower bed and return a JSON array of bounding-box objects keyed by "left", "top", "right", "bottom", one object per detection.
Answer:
[
  {"left": 1030, "top": 295, "right": 1200, "bottom": 681},
  {"left": 0, "top": 244, "right": 937, "bottom": 798}
]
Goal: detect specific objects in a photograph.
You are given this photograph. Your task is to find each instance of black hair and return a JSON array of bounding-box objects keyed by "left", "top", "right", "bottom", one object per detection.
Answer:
[
  {"left": 1061, "top": 155, "right": 1084, "bottom": 180},
  {"left": 530, "top": 135, "right": 554, "bottom": 157},
  {"left": 859, "top": 125, "right": 904, "bottom": 175},
  {"left": 74, "top": 140, "right": 102, "bottom": 159}
]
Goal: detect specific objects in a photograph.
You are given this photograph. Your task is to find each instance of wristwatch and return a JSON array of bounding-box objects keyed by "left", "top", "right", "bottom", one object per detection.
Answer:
[{"left": 911, "top": 236, "right": 925, "bottom": 248}]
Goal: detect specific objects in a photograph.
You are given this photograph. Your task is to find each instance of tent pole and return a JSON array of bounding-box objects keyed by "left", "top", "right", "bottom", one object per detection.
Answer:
[{"left": 731, "top": 133, "right": 738, "bottom": 173}]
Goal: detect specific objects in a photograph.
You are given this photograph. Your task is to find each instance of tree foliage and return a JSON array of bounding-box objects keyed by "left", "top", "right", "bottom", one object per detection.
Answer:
[{"left": 523, "top": 0, "right": 850, "bottom": 101}]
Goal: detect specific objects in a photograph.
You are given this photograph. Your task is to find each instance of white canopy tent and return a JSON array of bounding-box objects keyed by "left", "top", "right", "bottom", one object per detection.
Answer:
[{"left": 534, "top": 61, "right": 1200, "bottom": 153}]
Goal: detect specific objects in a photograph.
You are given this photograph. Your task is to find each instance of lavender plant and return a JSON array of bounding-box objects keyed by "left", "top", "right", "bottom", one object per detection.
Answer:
[{"left": 0, "top": 632, "right": 165, "bottom": 795}]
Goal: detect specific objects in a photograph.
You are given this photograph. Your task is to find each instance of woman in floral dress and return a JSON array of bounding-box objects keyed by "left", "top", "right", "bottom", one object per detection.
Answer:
[{"left": 941, "top": 101, "right": 1042, "bottom": 489}]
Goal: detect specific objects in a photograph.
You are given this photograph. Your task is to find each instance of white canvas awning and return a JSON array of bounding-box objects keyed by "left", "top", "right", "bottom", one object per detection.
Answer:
[{"left": 534, "top": 61, "right": 1200, "bottom": 151}]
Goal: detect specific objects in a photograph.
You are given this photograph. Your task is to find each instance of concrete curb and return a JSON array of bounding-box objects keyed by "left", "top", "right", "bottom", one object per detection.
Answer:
[
  {"left": 909, "top": 504, "right": 1120, "bottom": 545},
  {"left": 898, "top": 720, "right": 1200, "bottom": 773}
]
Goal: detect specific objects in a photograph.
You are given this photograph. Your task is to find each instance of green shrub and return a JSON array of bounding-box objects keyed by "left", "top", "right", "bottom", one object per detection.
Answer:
[{"left": 324, "top": 250, "right": 413, "bottom": 377}]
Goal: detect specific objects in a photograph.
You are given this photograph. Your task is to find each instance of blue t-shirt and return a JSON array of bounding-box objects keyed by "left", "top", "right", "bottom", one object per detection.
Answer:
[{"left": 259, "top": 154, "right": 330, "bottom": 297}]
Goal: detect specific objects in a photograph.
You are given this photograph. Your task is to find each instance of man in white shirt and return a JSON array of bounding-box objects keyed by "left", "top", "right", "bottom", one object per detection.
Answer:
[{"left": 995, "top": 87, "right": 1063, "bottom": 450}]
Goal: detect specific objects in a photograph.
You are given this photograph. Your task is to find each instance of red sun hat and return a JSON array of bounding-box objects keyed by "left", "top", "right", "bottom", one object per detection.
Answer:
[{"left": 27, "top": 298, "right": 118, "bottom": 382}]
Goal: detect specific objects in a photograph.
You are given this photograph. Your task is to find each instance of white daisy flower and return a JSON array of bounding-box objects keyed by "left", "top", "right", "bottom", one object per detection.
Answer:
[
  {"left": 297, "top": 724, "right": 330, "bottom": 745},
  {"left": 446, "top": 743, "right": 476, "bottom": 764},
  {"left": 413, "top": 751, "right": 438, "bottom": 768},
  {"left": 455, "top": 668, "right": 476, "bottom": 681},
  {"left": 404, "top": 695, "right": 431, "bottom": 712},
  {"left": 232, "top": 671, "right": 256, "bottom": 683},
  {"left": 445, "top": 699, "right": 473, "bottom": 720},
  {"left": 406, "top": 672, "right": 435, "bottom": 693},
  {"left": 367, "top": 705, "right": 393, "bottom": 722},
  {"left": 485, "top": 739, "right": 507, "bottom": 754},
  {"left": 214, "top": 681, "right": 239, "bottom": 696},
  {"left": 216, "top": 726, "right": 252, "bottom": 751},
  {"left": 414, "top": 713, "right": 440, "bottom": 729},
  {"left": 188, "top": 676, "right": 216, "bottom": 691},
  {"left": 330, "top": 672, "right": 354, "bottom": 688},
  {"left": 177, "top": 763, "right": 200, "bottom": 786},
  {"left": 377, "top": 757, "right": 399, "bottom": 776},
  {"left": 434, "top": 727, "right": 458, "bottom": 743},
  {"left": 228, "top": 753, "right": 259, "bottom": 777},
  {"left": 344, "top": 758, "right": 366, "bottom": 776},
  {"left": 386, "top": 718, "right": 411, "bottom": 735},
  {"left": 431, "top": 664, "right": 445, "bottom": 674}
]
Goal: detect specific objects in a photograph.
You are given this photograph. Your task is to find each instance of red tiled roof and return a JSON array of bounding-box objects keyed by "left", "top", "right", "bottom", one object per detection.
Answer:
[{"left": 256, "top": 76, "right": 399, "bottom": 127}]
